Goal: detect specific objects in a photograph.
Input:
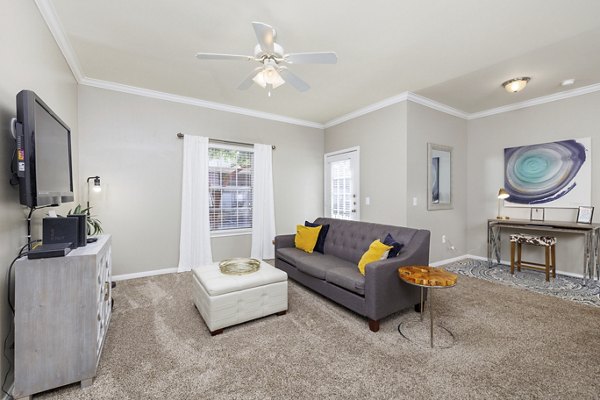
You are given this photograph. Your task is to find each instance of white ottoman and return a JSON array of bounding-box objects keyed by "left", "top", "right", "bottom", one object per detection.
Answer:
[{"left": 191, "top": 260, "right": 288, "bottom": 335}]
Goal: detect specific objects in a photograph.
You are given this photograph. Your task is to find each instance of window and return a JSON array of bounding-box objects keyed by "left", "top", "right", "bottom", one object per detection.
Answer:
[{"left": 208, "top": 145, "right": 253, "bottom": 232}]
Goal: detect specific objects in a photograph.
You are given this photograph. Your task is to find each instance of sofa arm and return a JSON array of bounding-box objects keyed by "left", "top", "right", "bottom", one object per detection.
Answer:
[
  {"left": 363, "top": 230, "right": 430, "bottom": 320},
  {"left": 274, "top": 234, "right": 295, "bottom": 251}
]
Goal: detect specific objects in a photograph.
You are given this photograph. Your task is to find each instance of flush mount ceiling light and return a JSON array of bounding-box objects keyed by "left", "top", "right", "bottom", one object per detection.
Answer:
[
  {"left": 561, "top": 78, "right": 575, "bottom": 86},
  {"left": 502, "top": 77, "right": 531, "bottom": 93}
]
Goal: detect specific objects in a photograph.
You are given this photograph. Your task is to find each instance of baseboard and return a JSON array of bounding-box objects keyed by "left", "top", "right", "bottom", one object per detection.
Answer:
[
  {"left": 111, "top": 254, "right": 589, "bottom": 282},
  {"left": 432, "top": 254, "right": 586, "bottom": 279},
  {"left": 112, "top": 267, "right": 178, "bottom": 281},
  {"left": 430, "top": 254, "right": 472, "bottom": 266}
]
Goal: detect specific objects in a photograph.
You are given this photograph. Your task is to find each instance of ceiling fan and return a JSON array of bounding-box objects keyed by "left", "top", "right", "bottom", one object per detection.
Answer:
[{"left": 196, "top": 22, "right": 337, "bottom": 95}]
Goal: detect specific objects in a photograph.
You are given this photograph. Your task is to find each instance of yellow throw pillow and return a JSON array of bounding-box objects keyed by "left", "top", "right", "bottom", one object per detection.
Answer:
[
  {"left": 295, "top": 225, "right": 322, "bottom": 253},
  {"left": 358, "top": 240, "right": 393, "bottom": 275}
]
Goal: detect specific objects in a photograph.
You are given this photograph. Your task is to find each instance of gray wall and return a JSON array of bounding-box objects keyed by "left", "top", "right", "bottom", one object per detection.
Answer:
[
  {"left": 324, "top": 102, "right": 408, "bottom": 226},
  {"left": 406, "top": 102, "right": 467, "bottom": 262},
  {"left": 78, "top": 86, "right": 324, "bottom": 276},
  {"left": 324, "top": 102, "right": 468, "bottom": 263},
  {"left": 0, "top": 1, "right": 78, "bottom": 391},
  {"left": 467, "top": 91, "right": 600, "bottom": 275}
]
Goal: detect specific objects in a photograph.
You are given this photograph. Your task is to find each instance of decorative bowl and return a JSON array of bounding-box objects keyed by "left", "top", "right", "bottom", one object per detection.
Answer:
[{"left": 219, "top": 258, "right": 261, "bottom": 275}]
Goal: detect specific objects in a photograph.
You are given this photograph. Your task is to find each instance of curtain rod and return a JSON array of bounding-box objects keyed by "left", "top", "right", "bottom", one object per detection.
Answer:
[{"left": 176, "top": 132, "right": 276, "bottom": 150}]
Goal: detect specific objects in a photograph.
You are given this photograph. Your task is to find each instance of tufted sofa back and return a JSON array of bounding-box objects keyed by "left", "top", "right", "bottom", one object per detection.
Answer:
[{"left": 313, "top": 217, "right": 421, "bottom": 265}]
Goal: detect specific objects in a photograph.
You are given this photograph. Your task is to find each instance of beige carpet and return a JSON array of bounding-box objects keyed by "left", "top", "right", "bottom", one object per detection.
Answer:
[{"left": 37, "top": 270, "right": 600, "bottom": 399}]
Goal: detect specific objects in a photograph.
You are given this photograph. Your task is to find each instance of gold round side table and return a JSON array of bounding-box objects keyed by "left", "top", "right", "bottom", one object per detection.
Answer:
[{"left": 398, "top": 265, "right": 458, "bottom": 348}]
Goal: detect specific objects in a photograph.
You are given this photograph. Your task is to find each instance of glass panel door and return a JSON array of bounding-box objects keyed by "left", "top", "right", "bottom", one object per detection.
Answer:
[{"left": 324, "top": 148, "right": 359, "bottom": 220}]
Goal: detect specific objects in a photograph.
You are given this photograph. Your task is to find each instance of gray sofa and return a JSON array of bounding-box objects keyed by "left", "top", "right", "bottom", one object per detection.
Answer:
[{"left": 274, "top": 217, "right": 430, "bottom": 332}]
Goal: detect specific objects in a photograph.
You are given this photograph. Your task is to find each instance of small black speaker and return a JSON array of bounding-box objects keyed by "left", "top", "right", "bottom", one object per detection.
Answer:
[
  {"left": 43, "top": 217, "right": 79, "bottom": 249},
  {"left": 67, "top": 214, "right": 87, "bottom": 247}
]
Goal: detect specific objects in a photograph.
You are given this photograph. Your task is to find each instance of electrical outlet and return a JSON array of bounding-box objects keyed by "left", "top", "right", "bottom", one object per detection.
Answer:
[
  {"left": 442, "top": 235, "right": 446, "bottom": 244},
  {"left": 412, "top": 197, "right": 418, "bottom": 206}
]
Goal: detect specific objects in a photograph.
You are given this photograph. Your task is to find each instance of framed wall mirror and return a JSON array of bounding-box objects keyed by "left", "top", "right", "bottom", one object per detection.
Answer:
[{"left": 427, "top": 143, "right": 453, "bottom": 210}]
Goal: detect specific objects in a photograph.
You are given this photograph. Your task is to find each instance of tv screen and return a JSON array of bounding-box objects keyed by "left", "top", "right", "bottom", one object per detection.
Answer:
[{"left": 15, "top": 90, "right": 74, "bottom": 208}]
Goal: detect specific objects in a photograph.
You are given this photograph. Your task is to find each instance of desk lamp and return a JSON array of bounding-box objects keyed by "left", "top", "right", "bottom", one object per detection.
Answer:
[
  {"left": 497, "top": 188, "right": 509, "bottom": 220},
  {"left": 86, "top": 176, "right": 101, "bottom": 216}
]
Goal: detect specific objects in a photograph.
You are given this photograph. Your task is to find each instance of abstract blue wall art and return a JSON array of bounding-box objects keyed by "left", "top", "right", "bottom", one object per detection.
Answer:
[{"left": 504, "top": 138, "right": 591, "bottom": 208}]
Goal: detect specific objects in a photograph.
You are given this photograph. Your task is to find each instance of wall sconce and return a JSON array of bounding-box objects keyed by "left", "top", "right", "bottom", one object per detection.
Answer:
[
  {"left": 497, "top": 188, "right": 510, "bottom": 220},
  {"left": 86, "top": 176, "right": 101, "bottom": 216}
]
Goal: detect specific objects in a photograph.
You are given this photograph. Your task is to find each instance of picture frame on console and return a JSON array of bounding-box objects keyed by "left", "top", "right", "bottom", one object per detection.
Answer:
[
  {"left": 530, "top": 207, "right": 545, "bottom": 222},
  {"left": 576, "top": 206, "right": 594, "bottom": 224}
]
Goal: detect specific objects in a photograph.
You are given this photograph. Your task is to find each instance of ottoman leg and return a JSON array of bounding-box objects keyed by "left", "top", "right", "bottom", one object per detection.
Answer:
[
  {"left": 210, "top": 328, "right": 224, "bottom": 336},
  {"left": 276, "top": 310, "right": 287, "bottom": 316}
]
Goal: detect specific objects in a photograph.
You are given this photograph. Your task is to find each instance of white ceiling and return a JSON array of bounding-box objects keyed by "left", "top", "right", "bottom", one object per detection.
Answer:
[{"left": 46, "top": 0, "right": 600, "bottom": 124}]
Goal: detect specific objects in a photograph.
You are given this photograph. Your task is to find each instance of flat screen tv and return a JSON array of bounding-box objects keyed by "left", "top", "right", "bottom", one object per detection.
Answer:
[{"left": 14, "top": 90, "right": 74, "bottom": 208}]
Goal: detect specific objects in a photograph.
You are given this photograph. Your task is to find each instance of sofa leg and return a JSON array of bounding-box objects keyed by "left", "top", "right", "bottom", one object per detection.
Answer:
[{"left": 368, "top": 319, "right": 380, "bottom": 332}]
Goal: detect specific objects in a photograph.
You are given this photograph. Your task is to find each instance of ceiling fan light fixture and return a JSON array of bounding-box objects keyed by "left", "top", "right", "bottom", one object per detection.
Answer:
[
  {"left": 502, "top": 77, "right": 531, "bottom": 93},
  {"left": 252, "top": 71, "right": 267, "bottom": 88},
  {"left": 196, "top": 22, "right": 335, "bottom": 93},
  {"left": 253, "top": 66, "right": 285, "bottom": 90}
]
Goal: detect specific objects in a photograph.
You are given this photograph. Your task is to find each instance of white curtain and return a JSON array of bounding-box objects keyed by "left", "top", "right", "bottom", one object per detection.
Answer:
[
  {"left": 251, "top": 143, "right": 276, "bottom": 260},
  {"left": 178, "top": 135, "right": 212, "bottom": 272}
]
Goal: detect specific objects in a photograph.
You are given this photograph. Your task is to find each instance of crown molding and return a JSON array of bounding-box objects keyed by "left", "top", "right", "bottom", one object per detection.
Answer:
[
  {"left": 36, "top": 0, "right": 600, "bottom": 130},
  {"left": 467, "top": 82, "right": 600, "bottom": 120},
  {"left": 323, "top": 92, "right": 468, "bottom": 128},
  {"left": 406, "top": 92, "right": 470, "bottom": 119},
  {"left": 325, "top": 82, "right": 600, "bottom": 127},
  {"left": 35, "top": 0, "right": 84, "bottom": 82},
  {"left": 80, "top": 77, "right": 325, "bottom": 129},
  {"left": 323, "top": 92, "right": 409, "bottom": 128}
]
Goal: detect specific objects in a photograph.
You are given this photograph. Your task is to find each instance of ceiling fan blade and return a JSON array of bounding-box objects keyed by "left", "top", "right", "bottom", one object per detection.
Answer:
[
  {"left": 284, "top": 52, "right": 338, "bottom": 64},
  {"left": 237, "top": 68, "right": 262, "bottom": 90},
  {"left": 279, "top": 68, "right": 310, "bottom": 92},
  {"left": 196, "top": 53, "right": 254, "bottom": 61},
  {"left": 252, "top": 21, "right": 275, "bottom": 53}
]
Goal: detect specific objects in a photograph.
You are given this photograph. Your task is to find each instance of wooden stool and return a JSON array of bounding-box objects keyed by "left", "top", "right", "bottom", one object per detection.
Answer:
[{"left": 509, "top": 233, "right": 556, "bottom": 282}]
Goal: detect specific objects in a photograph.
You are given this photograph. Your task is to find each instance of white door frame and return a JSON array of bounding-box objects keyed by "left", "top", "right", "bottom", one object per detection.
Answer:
[{"left": 324, "top": 146, "right": 360, "bottom": 220}]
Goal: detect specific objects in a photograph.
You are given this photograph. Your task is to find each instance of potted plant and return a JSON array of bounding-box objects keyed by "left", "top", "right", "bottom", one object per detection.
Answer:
[{"left": 67, "top": 204, "right": 103, "bottom": 235}]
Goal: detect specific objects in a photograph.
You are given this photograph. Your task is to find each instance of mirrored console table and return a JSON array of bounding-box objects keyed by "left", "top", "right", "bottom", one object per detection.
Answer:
[{"left": 487, "top": 219, "right": 600, "bottom": 283}]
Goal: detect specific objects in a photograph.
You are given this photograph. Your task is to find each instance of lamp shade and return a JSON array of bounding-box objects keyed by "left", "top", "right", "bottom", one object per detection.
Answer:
[
  {"left": 502, "top": 77, "right": 530, "bottom": 93},
  {"left": 497, "top": 188, "right": 509, "bottom": 199},
  {"left": 253, "top": 66, "right": 285, "bottom": 89}
]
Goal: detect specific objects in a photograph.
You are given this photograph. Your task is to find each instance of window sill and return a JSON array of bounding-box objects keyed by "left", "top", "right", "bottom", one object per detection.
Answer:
[{"left": 210, "top": 229, "right": 252, "bottom": 238}]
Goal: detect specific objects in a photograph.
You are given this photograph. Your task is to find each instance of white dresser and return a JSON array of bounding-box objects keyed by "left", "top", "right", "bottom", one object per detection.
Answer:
[{"left": 13, "top": 234, "right": 112, "bottom": 400}]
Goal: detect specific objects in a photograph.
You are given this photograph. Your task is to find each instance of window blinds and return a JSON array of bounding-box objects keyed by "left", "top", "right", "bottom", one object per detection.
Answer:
[
  {"left": 330, "top": 159, "right": 353, "bottom": 220},
  {"left": 208, "top": 146, "right": 254, "bottom": 231}
]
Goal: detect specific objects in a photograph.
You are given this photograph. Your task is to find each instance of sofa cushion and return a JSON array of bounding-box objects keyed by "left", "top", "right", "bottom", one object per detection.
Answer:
[
  {"left": 295, "top": 225, "right": 322, "bottom": 253},
  {"left": 305, "top": 221, "right": 330, "bottom": 254},
  {"left": 291, "top": 254, "right": 353, "bottom": 280},
  {"left": 357, "top": 239, "right": 392, "bottom": 275},
  {"left": 277, "top": 247, "right": 312, "bottom": 267},
  {"left": 325, "top": 265, "right": 365, "bottom": 295},
  {"left": 383, "top": 233, "right": 404, "bottom": 258},
  {"left": 314, "top": 217, "right": 418, "bottom": 264}
]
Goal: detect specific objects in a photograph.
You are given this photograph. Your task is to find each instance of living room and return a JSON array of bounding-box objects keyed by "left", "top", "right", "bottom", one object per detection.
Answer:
[{"left": 2, "top": 1, "right": 600, "bottom": 399}]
